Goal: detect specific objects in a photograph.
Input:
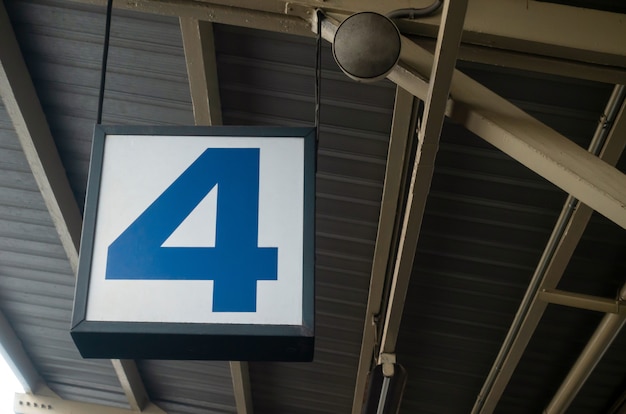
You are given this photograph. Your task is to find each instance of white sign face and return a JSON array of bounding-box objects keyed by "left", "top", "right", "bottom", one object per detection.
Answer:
[{"left": 85, "top": 135, "right": 304, "bottom": 325}]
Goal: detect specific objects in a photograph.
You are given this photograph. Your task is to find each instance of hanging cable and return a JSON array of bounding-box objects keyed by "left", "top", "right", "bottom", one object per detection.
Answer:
[
  {"left": 96, "top": 0, "right": 113, "bottom": 124},
  {"left": 386, "top": 0, "right": 442, "bottom": 20},
  {"left": 314, "top": 10, "right": 322, "bottom": 147}
]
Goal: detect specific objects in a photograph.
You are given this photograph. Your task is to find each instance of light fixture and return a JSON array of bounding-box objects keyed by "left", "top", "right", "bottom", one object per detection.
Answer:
[{"left": 332, "top": 12, "right": 401, "bottom": 83}]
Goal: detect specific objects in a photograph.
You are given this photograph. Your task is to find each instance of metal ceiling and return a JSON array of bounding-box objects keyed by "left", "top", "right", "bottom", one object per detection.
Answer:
[{"left": 1, "top": 0, "right": 625, "bottom": 413}]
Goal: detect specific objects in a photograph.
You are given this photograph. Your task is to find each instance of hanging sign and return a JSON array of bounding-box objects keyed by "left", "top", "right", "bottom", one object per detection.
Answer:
[{"left": 71, "top": 125, "right": 315, "bottom": 361}]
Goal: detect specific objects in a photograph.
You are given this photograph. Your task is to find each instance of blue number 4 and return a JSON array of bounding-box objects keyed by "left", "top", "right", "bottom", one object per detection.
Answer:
[{"left": 105, "top": 148, "right": 278, "bottom": 313}]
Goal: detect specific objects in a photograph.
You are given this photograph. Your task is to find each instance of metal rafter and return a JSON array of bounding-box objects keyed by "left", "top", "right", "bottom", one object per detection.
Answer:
[
  {"left": 351, "top": 86, "right": 419, "bottom": 414},
  {"left": 0, "top": 3, "right": 153, "bottom": 411},
  {"left": 68, "top": 0, "right": 626, "bottom": 72},
  {"left": 349, "top": 1, "right": 468, "bottom": 413},
  {"left": 0, "top": 310, "right": 43, "bottom": 394},
  {"left": 378, "top": 0, "right": 468, "bottom": 355},
  {"left": 180, "top": 17, "right": 223, "bottom": 127},
  {"left": 411, "top": 37, "right": 626, "bottom": 86},
  {"left": 0, "top": 0, "right": 81, "bottom": 273},
  {"left": 112, "top": 360, "right": 150, "bottom": 411},
  {"left": 179, "top": 17, "right": 254, "bottom": 414}
]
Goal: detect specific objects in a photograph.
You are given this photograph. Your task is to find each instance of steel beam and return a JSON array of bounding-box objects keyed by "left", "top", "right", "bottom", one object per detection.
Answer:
[
  {"left": 378, "top": 0, "right": 468, "bottom": 355},
  {"left": 180, "top": 18, "right": 223, "bottom": 126},
  {"left": 0, "top": 0, "right": 81, "bottom": 273},
  {"left": 71, "top": 0, "right": 312, "bottom": 37},
  {"left": 230, "top": 361, "right": 254, "bottom": 414},
  {"left": 68, "top": 0, "right": 626, "bottom": 71},
  {"left": 396, "top": 0, "right": 626, "bottom": 68},
  {"left": 351, "top": 87, "right": 419, "bottom": 414},
  {"left": 180, "top": 17, "right": 253, "bottom": 414},
  {"left": 472, "top": 86, "right": 626, "bottom": 414},
  {"left": 111, "top": 360, "right": 149, "bottom": 411},
  {"left": 412, "top": 37, "right": 626, "bottom": 85},
  {"left": 538, "top": 289, "right": 625, "bottom": 315},
  {"left": 0, "top": 310, "right": 42, "bottom": 394},
  {"left": 14, "top": 393, "right": 165, "bottom": 414},
  {"left": 0, "top": 3, "right": 153, "bottom": 411},
  {"left": 351, "top": 1, "right": 468, "bottom": 413}
]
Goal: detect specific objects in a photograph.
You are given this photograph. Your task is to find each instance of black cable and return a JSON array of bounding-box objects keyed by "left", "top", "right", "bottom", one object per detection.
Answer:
[
  {"left": 386, "top": 0, "right": 442, "bottom": 19},
  {"left": 96, "top": 0, "right": 113, "bottom": 124},
  {"left": 314, "top": 10, "right": 322, "bottom": 147}
]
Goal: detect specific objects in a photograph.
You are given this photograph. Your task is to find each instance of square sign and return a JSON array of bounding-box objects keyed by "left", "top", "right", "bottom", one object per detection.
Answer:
[{"left": 71, "top": 126, "right": 315, "bottom": 361}]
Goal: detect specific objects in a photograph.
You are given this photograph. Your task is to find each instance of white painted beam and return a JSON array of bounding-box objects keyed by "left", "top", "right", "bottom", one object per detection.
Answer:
[
  {"left": 0, "top": 311, "right": 43, "bottom": 394},
  {"left": 14, "top": 393, "right": 165, "bottom": 414},
  {"left": 378, "top": 0, "right": 468, "bottom": 355},
  {"left": 180, "top": 18, "right": 223, "bottom": 126},
  {"left": 111, "top": 360, "right": 149, "bottom": 412},
  {"left": 69, "top": 0, "right": 626, "bottom": 71},
  {"left": 0, "top": 0, "right": 81, "bottom": 273},
  {"left": 412, "top": 37, "right": 626, "bottom": 85},
  {"left": 0, "top": 3, "right": 154, "bottom": 411},
  {"left": 230, "top": 361, "right": 254, "bottom": 414},
  {"left": 180, "top": 17, "right": 254, "bottom": 414},
  {"left": 352, "top": 1, "right": 468, "bottom": 413},
  {"left": 72, "top": 0, "right": 312, "bottom": 37},
  {"left": 351, "top": 87, "right": 419, "bottom": 414},
  {"left": 397, "top": 0, "right": 626, "bottom": 68}
]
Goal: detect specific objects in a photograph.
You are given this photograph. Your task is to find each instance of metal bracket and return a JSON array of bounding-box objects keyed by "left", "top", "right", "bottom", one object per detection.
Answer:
[
  {"left": 378, "top": 353, "right": 396, "bottom": 377},
  {"left": 284, "top": 3, "right": 316, "bottom": 24}
]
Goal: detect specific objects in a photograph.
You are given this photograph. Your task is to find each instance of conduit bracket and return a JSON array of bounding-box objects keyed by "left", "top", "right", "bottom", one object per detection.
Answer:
[{"left": 378, "top": 353, "right": 396, "bottom": 377}]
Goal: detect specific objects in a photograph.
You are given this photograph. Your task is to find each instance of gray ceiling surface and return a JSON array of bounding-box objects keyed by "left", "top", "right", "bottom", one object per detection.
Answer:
[{"left": 1, "top": 0, "right": 625, "bottom": 413}]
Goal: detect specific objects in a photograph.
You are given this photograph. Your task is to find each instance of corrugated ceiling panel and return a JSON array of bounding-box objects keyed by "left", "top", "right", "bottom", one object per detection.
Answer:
[{"left": 214, "top": 24, "right": 394, "bottom": 413}]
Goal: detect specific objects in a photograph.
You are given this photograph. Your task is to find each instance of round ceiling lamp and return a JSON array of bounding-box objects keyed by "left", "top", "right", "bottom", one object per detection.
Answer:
[{"left": 332, "top": 12, "right": 401, "bottom": 83}]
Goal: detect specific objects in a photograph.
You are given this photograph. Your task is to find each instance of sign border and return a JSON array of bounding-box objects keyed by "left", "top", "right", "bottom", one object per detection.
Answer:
[{"left": 71, "top": 125, "right": 315, "bottom": 361}]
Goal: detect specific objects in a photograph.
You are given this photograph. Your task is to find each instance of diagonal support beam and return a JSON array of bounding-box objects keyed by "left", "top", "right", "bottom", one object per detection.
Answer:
[
  {"left": 378, "top": 0, "right": 468, "bottom": 356},
  {"left": 351, "top": 86, "right": 420, "bottom": 414},
  {"left": 112, "top": 360, "right": 149, "bottom": 412},
  {"left": 0, "top": 0, "right": 81, "bottom": 272},
  {"left": 0, "top": 3, "right": 153, "bottom": 411},
  {"left": 180, "top": 17, "right": 253, "bottom": 414},
  {"left": 0, "top": 310, "right": 43, "bottom": 394},
  {"left": 350, "top": 2, "right": 468, "bottom": 413},
  {"left": 180, "top": 17, "right": 222, "bottom": 126},
  {"left": 230, "top": 361, "right": 254, "bottom": 414}
]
